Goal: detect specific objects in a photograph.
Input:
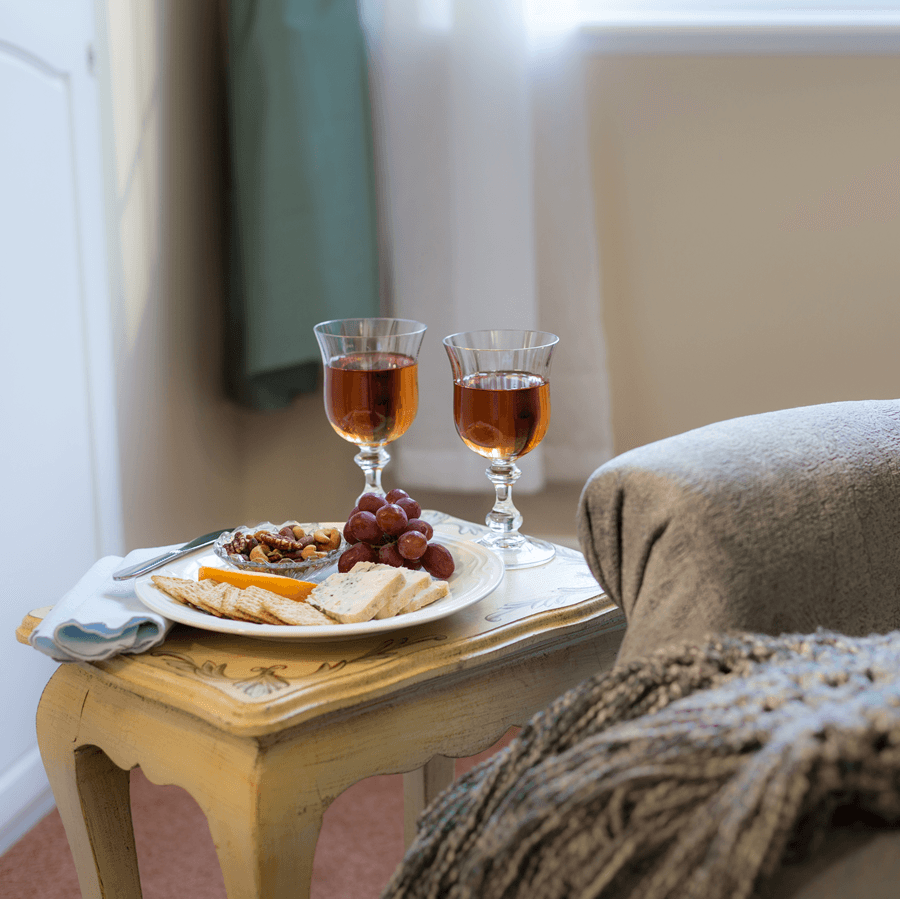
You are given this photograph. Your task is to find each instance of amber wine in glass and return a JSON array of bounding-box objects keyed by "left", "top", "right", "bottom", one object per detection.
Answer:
[
  {"left": 315, "top": 318, "right": 426, "bottom": 498},
  {"left": 443, "top": 329, "right": 559, "bottom": 568}
]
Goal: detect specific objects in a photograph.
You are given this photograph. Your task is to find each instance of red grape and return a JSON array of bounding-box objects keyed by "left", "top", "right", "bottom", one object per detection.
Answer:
[
  {"left": 404, "top": 518, "right": 433, "bottom": 541},
  {"left": 398, "top": 530, "right": 427, "bottom": 560},
  {"left": 397, "top": 497, "right": 422, "bottom": 519},
  {"left": 385, "top": 488, "right": 410, "bottom": 504},
  {"left": 343, "top": 507, "right": 361, "bottom": 542},
  {"left": 378, "top": 542, "right": 405, "bottom": 567},
  {"left": 376, "top": 503, "right": 408, "bottom": 536},
  {"left": 357, "top": 492, "right": 387, "bottom": 514},
  {"left": 347, "top": 510, "right": 382, "bottom": 544},
  {"left": 421, "top": 543, "right": 455, "bottom": 579},
  {"left": 338, "top": 542, "right": 377, "bottom": 572}
]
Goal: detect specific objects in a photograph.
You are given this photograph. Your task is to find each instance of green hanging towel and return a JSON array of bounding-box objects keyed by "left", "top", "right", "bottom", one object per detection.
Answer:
[{"left": 225, "top": 0, "right": 381, "bottom": 409}]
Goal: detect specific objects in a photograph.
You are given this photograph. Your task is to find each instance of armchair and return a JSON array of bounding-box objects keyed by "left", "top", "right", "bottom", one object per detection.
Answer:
[
  {"left": 386, "top": 400, "right": 900, "bottom": 898},
  {"left": 579, "top": 398, "right": 900, "bottom": 665}
]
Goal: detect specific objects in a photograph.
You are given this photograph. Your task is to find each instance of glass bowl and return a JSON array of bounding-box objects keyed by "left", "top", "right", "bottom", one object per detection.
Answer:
[{"left": 213, "top": 522, "right": 346, "bottom": 579}]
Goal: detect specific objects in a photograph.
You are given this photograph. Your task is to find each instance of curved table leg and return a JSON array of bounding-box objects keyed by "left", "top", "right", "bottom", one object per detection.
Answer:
[
  {"left": 403, "top": 755, "right": 456, "bottom": 847},
  {"left": 198, "top": 767, "right": 326, "bottom": 899},
  {"left": 36, "top": 668, "right": 141, "bottom": 899},
  {"left": 35, "top": 664, "right": 333, "bottom": 900}
]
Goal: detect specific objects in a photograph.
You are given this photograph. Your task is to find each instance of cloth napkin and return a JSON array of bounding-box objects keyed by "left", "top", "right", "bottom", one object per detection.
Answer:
[{"left": 30, "top": 545, "right": 179, "bottom": 663}]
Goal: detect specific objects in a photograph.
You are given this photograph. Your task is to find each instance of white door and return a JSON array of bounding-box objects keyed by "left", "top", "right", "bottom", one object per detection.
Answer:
[{"left": 0, "top": 0, "right": 121, "bottom": 852}]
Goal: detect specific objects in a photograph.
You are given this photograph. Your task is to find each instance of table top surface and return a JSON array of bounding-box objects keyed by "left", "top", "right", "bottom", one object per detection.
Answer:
[{"left": 21, "top": 514, "right": 624, "bottom": 736}]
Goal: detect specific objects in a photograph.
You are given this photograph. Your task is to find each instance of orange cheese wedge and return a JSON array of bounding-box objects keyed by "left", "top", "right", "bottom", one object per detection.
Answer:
[{"left": 197, "top": 566, "right": 316, "bottom": 602}]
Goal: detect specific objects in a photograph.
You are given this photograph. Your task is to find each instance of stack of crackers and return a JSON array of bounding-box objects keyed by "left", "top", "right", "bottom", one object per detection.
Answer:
[
  {"left": 151, "top": 575, "right": 336, "bottom": 626},
  {"left": 151, "top": 561, "right": 451, "bottom": 628}
]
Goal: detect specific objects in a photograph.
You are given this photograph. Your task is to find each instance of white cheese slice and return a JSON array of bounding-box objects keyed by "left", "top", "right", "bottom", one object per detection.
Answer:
[
  {"left": 369, "top": 566, "right": 433, "bottom": 619},
  {"left": 398, "top": 579, "right": 450, "bottom": 615},
  {"left": 308, "top": 566, "right": 404, "bottom": 623}
]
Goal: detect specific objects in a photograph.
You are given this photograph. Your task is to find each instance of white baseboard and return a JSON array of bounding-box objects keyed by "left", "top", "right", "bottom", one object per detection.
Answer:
[{"left": 0, "top": 745, "right": 56, "bottom": 856}]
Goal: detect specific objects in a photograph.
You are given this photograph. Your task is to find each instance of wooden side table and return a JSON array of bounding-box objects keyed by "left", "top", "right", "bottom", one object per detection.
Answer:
[{"left": 21, "top": 515, "right": 625, "bottom": 899}]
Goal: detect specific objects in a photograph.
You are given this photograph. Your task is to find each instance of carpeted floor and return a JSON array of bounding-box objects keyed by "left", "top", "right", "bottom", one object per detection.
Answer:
[{"left": 0, "top": 732, "right": 515, "bottom": 899}]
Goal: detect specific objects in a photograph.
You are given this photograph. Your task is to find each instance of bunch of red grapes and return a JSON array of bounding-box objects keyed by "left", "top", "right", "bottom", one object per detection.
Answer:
[{"left": 339, "top": 488, "right": 455, "bottom": 579}]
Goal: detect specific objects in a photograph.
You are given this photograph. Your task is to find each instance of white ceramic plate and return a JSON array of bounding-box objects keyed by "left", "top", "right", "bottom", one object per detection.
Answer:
[{"left": 135, "top": 534, "right": 505, "bottom": 641}]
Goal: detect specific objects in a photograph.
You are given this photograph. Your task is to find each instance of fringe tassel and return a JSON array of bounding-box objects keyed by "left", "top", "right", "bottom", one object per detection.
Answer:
[{"left": 383, "top": 630, "right": 900, "bottom": 899}]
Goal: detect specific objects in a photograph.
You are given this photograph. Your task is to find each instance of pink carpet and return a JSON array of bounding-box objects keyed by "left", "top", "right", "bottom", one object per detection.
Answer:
[{"left": 0, "top": 732, "right": 515, "bottom": 899}]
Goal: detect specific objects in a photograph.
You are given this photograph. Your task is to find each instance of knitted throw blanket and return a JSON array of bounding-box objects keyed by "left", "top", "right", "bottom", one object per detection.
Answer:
[{"left": 383, "top": 630, "right": 900, "bottom": 899}]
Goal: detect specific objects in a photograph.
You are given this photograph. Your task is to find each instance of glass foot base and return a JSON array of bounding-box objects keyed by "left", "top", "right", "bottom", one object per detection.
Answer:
[{"left": 477, "top": 534, "right": 556, "bottom": 569}]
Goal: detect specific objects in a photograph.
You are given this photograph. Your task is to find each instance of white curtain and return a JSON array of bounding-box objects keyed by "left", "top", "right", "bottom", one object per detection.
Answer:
[{"left": 360, "top": 0, "right": 613, "bottom": 492}]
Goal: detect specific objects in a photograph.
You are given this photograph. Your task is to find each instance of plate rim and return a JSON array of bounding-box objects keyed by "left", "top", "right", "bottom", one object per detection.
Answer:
[{"left": 135, "top": 534, "right": 505, "bottom": 640}]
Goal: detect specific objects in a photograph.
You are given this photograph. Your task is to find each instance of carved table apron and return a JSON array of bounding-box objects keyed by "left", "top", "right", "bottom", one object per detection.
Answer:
[{"left": 27, "top": 515, "right": 626, "bottom": 898}]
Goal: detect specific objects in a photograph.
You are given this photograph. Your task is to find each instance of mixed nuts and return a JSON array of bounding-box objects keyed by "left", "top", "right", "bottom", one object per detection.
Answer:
[{"left": 222, "top": 523, "right": 342, "bottom": 564}]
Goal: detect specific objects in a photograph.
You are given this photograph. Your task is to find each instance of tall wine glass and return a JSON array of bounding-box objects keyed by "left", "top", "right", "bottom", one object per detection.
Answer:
[
  {"left": 443, "top": 329, "right": 559, "bottom": 568},
  {"left": 315, "top": 318, "right": 427, "bottom": 498}
]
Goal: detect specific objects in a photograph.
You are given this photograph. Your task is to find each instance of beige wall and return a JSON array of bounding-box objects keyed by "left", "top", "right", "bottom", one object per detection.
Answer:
[
  {"left": 105, "top": 0, "right": 241, "bottom": 548},
  {"left": 104, "top": 10, "right": 900, "bottom": 547},
  {"left": 104, "top": 0, "right": 360, "bottom": 549},
  {"left": 586, "top": 54, "right": 900, "bottom": 456}
]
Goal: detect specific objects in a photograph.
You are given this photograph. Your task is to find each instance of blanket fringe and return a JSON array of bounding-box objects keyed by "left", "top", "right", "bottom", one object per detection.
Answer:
[{"left": 383, "top": 630, "right": 900, "bottom": 899}]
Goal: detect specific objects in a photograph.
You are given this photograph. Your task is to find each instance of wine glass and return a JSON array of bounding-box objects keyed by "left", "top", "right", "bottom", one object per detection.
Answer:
[
  {"left": 443, "top": 329, "right": 559, "bottom": 569},
  {"left": 314, "top": 318, "right": 427, "bottom": 499}
]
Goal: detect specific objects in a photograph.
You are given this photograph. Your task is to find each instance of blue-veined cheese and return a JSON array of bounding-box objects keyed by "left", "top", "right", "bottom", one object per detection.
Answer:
[{"left": 308, "top": 565, "right": 405, "bottom": 623}]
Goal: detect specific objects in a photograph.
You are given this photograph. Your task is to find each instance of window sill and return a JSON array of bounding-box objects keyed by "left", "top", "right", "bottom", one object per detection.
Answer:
[{"left": 577, "top": 18, "right": 900, "bottom": 55}]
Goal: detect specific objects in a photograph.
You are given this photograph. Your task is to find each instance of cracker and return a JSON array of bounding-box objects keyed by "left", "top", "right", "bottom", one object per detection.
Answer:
[
  {"left": 258, "top": 593, "right": 338, "bottom": 626},
  {"left": 152, "top": 575, "right": 226, "bottom": 617},
  {"left": 237, "top": 586, "right": 300, "bottom": 625},
  {"left": 216, "top": 585, "right": 269, "bottom": 624},
  {"left": 152, "top": 575, "right": 341, "bottom": 627}
]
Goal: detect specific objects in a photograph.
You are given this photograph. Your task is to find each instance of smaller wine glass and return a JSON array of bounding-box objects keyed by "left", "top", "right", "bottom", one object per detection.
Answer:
[
  {"left": 443, "top": 329, "right": 559, "bottom": 569},
  {"left": 315, "top": 318, "right": 427, "bottom": 498}
]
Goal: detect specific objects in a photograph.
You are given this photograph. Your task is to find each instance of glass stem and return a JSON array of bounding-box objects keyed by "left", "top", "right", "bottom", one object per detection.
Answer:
[
  {"left": 355, "top": 444, "right": 390, "bottom": 497},
  {"left": 484, "top": 460, "right": 525, "bottom": 548}
]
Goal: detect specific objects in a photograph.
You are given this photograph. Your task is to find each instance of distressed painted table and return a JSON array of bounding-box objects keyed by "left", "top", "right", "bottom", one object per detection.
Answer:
[{"left": 20, "top": 514, "right": 626, "bottom": 899}]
